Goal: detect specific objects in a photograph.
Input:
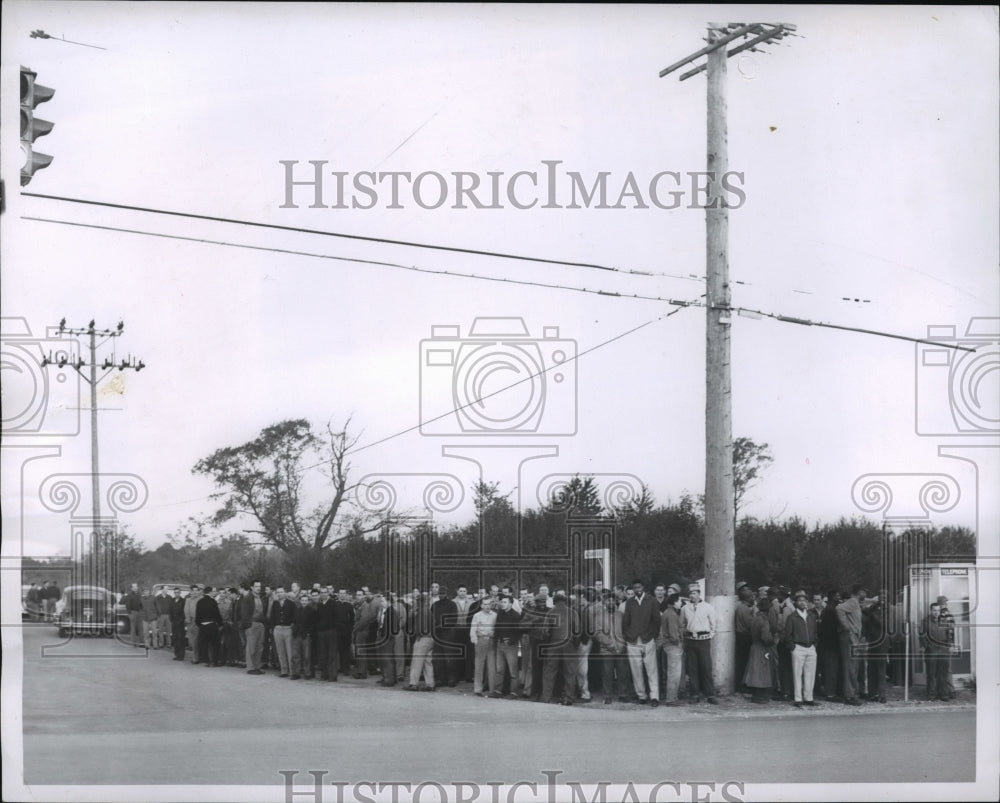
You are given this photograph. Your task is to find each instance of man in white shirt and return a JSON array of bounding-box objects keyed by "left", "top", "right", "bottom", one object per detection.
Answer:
[{"left": 679, "top": 585, "right": 718, "bottom": 704}]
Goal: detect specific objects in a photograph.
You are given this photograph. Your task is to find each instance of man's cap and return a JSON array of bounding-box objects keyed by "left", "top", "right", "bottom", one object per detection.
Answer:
[
  {"left": 936, "top": 595, "right": 949, "bottom": 605},
  {"left": 667, "top": 584, "right": 681, "bottom": 595},
  {"left": 794, "top": 591, "right": 808, "bottom": 600},
  {"left": 735, "top": 581, "right": 748, "bottom": 592},
  {"left": 534, "top": 592, "right": 548, "bottom": 603},
  {"left": 758, "top": 586, "right": 770, "bottom": 594},
  {"left": 778, "top": 585, "right": 791, "bottom": 594}
]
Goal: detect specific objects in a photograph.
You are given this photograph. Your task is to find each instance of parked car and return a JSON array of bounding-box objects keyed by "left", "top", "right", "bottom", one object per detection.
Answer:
[{"left": 54, "top": 585, "right": 127, "bottom": 638}]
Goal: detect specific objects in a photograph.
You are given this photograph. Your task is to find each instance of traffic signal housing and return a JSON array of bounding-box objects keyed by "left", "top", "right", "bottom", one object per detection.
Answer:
[{"left": 20, "top": 66, "right": 55, "bottom": 186}]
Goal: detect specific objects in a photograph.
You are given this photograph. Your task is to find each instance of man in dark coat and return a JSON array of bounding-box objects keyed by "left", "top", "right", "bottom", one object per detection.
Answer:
[
  {"left": 168, "top": 587, "right": 187, "bottom": 661},
  {"left": 373, "top": 592, "right": 399, "bottom": 686},
  {"left": 734, "top": 583, "right": 756, "bottom": 693},
  {"left": 432, "top": 586, "right": 460, "bottom": 687},
  {"left": 123, "top": 583, "right": 143, "bottom": 647},
  {"left": 622, "top": 580, "right": 662, "bottom": 706},
  {"left": 293, "top": 589, "right": 318, "bottom": 679},
  {"left": 745, "top": 598, "right": 777, "bottom": 703},
  {"left": 783, "top": 591, "right": 819, "bottom": 707},
  {"left": 817, "top": 591, "right": 842, "bottom": 699},
  {"left": 195, "top": 587, "right": 224, "bottom": 667},
  {"left": 520, "top": 593, "right": 550, "bottom": 700},
  {"left": 922, "top": 599, "right": 955, "bottom": 701},
  {"left": 315, "top": 588, "right": 341, "bottom": 682},
  {"left": 540, "top": 591, "right": 580, "bottom": 706},
  {"left": 863, "top": 589, "right": 888, "bottom": 703},
  {"left": 335, "top": 590, "right": 356, "bottom": 673}
]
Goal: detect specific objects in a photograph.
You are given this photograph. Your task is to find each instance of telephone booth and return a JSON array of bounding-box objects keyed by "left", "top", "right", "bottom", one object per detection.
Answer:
[{"left": 907, "top": 563, "right": 976, "bottom": 685}]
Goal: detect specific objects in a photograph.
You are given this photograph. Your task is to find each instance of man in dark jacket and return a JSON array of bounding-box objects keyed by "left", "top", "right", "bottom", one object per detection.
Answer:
[
  {"left": 817, "top": 591, "right": 842, "bottom": 699},
  {"left": 520, "top": 594, "right": 550, "bottom": 700},
  {"left": 491, "top": 595, "right": 523, "bottom": 699},
  {"left": 783, "top": 591, "right": 819, "bottom": 707},
  {"left": 154, "top": 586, "right": 172, "bottom": 649},
  {"left": 294, "top": 589, "right": 318, "bottom": 679},
  {"left": 195, "top": 587, "right": 224, "bottom": 667},
  {"left": 622, "top": 580, "right": 662, "bottom": 706},
  {"left": 237, "top": 581, "right": 268, "bottom": 675},
  {"left": 269, "top": 587, "right": 298, "bottom": 678},
  {"left": 315, "top": 588, "right": 341, "bottom": 682},
  {"left": 168, "top": 587, "right": 187, "bottom": 660},
  {"left": 432, "top": 586, "right": 460, "bottom": 687},
  {"left": 540, "top": 591, "right": 580, "bottom": 705},
  {"left": 863, "top": 590, "right": 888, "bottom": 703},
  {"left": 335, "top": 590, "right": 356, "bottom": 673},
  {"left": 922, "top": 599, "right": 955, "bottom": 701},
  {"left": 123, "top": 583, "right": 143, "bottom": 647},
  {"left": 373, "top": 592, "right": 399, "bottom": 686}
]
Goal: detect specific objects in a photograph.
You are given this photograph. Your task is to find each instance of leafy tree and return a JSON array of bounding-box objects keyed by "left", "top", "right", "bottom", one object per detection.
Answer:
[
  {"left": 544, "top": 474, "right": 603, "bottom": 516},
  {"left": 698, "top": 437, "right": 774, "bottom": 524},
  {"left": 733, "top": 437, "right": 774, "bottom": 521}
]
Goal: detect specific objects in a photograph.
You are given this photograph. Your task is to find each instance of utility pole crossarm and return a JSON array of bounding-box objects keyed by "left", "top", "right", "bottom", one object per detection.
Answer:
[
  {"left": 660, "top": 22, "right": 797, "bottom": 81},
  {"left": 39, "top": 319, "right": 146, "bottom": 527}
]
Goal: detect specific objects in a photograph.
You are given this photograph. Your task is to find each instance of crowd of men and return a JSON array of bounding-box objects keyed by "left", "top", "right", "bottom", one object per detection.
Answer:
[
  {"left": 24, "top": 581, "right": 62, "bottom": 621},
  {"left": 117, "top": 578, "right": 960, "bottom": 708},
  {"left": 733, "top": 582, "right": 957, "bottom": 707}
]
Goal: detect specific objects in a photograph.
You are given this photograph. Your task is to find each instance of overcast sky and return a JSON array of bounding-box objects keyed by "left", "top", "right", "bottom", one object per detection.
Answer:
[{"left": 2, "top": 4, "right": 998, "bottom": 560}]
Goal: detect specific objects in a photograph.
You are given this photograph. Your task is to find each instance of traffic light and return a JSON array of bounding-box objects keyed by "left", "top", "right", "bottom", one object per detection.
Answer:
[{"left": 20, "top": 66, "right": 55, "bottom": 186}]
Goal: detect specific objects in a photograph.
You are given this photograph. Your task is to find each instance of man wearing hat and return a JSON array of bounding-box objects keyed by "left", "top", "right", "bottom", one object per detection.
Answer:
[
  {"left": 734, "top": 583, "right": 756, "bottom": 693},
  {"left": 835, "top": 583, "right": 866, "bottom": 705},
  {"left": 783, "top": 592, "right": 819, "bottom": 707}
]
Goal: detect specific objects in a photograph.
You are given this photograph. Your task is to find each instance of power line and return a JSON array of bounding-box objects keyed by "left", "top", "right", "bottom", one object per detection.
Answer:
[
  {"left": 23, "top": 215, "right": 962, "bottom": 353},
  {"left": 729, "top": 305, "right": 977, "bottom": 352},
  {"left": 21, "top": 191, "right": 690, "bottom": 281},
  {"left": 21, "top": 216, "right": 695, "bottom": 305},
  {"left": 22, "top": 192, "right": 878, "bottom": 302}
]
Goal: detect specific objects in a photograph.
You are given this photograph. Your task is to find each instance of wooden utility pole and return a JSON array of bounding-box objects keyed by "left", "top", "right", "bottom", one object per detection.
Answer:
[
  {"left": 661, "top": 21, "right": 797, "bottom": 694},
  {"left": 42, "top": 320, "right": 145, "bottom": 531}
]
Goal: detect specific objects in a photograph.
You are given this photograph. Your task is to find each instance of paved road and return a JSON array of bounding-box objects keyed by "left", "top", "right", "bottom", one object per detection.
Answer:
[{"left": 19, "top": 626, "right": 975, "bottom": 786}]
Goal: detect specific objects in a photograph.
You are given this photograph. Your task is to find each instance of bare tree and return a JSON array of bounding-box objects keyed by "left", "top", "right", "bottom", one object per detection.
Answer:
[{"left": 192, "top": 417, "right": 396, "bottom": 560}]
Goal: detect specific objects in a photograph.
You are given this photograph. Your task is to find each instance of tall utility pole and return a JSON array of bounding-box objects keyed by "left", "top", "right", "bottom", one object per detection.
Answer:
[
  {"left": 41, "top": 319, "right": 145, "bottom": 531},
  {"left": 661, "top": 22, "right": 797, "bottom": 694}
]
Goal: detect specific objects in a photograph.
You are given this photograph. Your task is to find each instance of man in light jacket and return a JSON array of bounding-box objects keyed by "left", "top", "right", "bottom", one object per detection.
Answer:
[
  {"left": 836, "top": 583, "right": 866, "bottom": 706},
  {"left": 469, "top": 598, "right": 497, "bottom": 696}
]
